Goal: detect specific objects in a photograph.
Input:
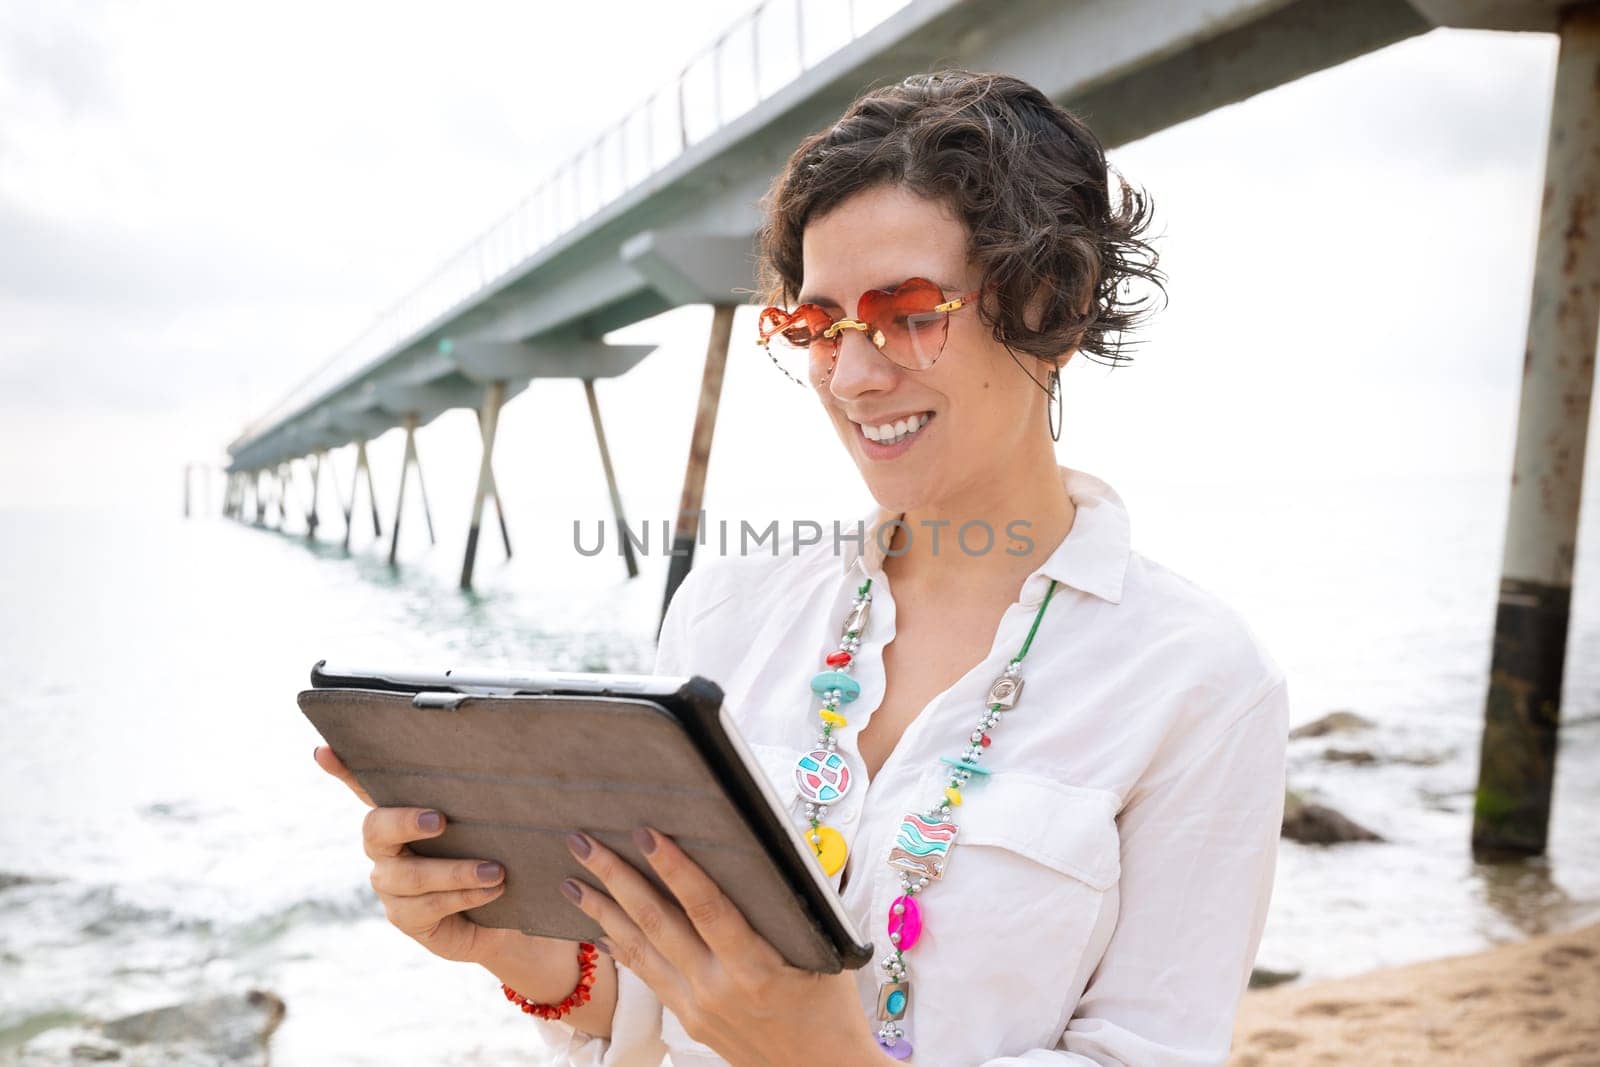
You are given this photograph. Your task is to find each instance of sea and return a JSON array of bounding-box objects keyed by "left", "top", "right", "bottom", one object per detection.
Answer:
[{"left": 1, "top": 467, "right": 1597, "bottom": 1064}]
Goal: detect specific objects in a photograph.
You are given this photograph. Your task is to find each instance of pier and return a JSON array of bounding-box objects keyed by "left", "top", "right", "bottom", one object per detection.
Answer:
[{"left": 211, "top": 0, "right": 1596, "bottom": 858}]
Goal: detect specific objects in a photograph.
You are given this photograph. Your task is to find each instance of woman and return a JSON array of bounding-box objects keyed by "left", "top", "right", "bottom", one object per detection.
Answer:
[{"left": 315, "top": 68, "right": 1289, "bottom": 1065}]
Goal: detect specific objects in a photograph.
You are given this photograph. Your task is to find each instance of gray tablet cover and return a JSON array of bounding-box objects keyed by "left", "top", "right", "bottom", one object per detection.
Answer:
[{"left": 298, "top": 686, "right": 869, "bottom": 974}]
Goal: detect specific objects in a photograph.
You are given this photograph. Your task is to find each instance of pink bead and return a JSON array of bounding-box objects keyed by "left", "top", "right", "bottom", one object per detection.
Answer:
[{"left": 888, "top": 894, "right": 921, "bottom": 951}]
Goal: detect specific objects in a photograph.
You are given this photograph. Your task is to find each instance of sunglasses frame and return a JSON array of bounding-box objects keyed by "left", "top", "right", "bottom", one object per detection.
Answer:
[{"left": 756, "top": 276, "right": 987, "bottom": 387}]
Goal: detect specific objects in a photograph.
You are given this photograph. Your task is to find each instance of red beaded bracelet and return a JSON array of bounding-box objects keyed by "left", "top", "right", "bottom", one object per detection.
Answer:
[{"left": 501, "top": 941, "right": 599, "bottom": 1021}]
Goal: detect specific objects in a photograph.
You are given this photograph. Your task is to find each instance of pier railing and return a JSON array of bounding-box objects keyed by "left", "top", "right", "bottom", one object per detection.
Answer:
[{"left": 232, "top": 0, "right": 909, "bottom": 450}]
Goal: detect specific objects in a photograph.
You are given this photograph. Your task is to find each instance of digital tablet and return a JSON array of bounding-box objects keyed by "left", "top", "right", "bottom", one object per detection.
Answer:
[{"left": 299, "top": 659, "right": 875, "bottom": 973}]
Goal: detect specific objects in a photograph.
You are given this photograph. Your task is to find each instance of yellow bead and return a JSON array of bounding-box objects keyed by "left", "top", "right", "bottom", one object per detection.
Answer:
[
  {"left": 808, "top": 825, "right": 848, "bottom": 875},
  {"left": 819, "top": 709, "right": 848, "bottom": 727},
  {"left": 944, "top": 786, "right": 963, "bottom": 807}
]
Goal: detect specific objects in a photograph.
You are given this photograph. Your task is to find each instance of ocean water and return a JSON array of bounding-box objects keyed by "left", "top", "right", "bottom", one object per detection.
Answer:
[{"left": 1, "top": 468, "right": 1597, "bottom": 1064}]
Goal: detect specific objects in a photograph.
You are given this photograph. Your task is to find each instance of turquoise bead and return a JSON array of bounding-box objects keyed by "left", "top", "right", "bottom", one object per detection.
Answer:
[
  {"left": 939, "top": 756, "right": 990, "bottom": 776},
  {"left": 809, "top": 670, "right": 861, "bottom": 702},
  {"left": 886, "top": 989, "right": 906, "bottom": 1014}
]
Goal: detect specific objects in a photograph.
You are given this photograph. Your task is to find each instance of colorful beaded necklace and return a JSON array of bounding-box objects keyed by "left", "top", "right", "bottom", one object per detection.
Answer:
[{"left": 790, "top": 566, "right": 1060, "bottom": 1059}]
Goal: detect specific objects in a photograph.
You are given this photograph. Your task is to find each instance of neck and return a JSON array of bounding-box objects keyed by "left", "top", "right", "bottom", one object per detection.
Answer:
[{"left": 877, "top": 455, "right": 1076, "bottom": 599}]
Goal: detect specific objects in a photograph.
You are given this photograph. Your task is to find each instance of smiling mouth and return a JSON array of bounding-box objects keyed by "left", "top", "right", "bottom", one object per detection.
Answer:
[{"left": 854, "top": 412, "right": 933, "bottom": 447}]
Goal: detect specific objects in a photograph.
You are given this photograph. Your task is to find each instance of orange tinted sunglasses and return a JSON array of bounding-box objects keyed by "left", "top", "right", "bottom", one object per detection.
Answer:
[{"left": 756, "top": 276, "right": 986, "bottom": 387}]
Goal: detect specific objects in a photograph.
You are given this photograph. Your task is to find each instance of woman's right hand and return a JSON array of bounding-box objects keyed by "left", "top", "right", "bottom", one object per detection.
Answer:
[{"left": 312, "top": 743, "right": 533, "bottom": 966}]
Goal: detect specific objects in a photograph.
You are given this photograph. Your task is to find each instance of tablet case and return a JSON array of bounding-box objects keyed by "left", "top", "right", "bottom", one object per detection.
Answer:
[{"left": 298, "top": 670, "right": 874, "bottom": 974}]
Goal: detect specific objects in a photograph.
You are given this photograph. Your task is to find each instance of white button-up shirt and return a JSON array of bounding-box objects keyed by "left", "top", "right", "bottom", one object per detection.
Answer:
[{"left": 536, "top": 464, "right": 1289, "bottom": 1066}]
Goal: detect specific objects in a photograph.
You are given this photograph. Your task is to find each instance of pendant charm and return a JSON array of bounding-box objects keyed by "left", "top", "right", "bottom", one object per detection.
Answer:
[
  {"left": 939, "top": 756, "right": 990, "bottom": 776},
  {"left": 986, "top": 673, "right": 1023, "bottom": 709},
  {"left": 887, "top": 812, "right": 958, "bottom": 881},
  {"left": 810, "top": 670, "right": 861, "bottom": 703},
  {"left": 887, "top": 895, "right": 922, "bottom": 950},
  {"left": 842, "top": 598, "right": 871, "bottom": 636},
  {"left": 877, "top": 1036, "right": 913, "bottom": 1059},
  {"left": 806, "top": 824, "right": 848, "bottom": 875},
  {"left": 876, "top": 980, "right": 910, "bottom": 1021},
  {"left": 794, "top": 748, "right": 852, "bottom": 804}
]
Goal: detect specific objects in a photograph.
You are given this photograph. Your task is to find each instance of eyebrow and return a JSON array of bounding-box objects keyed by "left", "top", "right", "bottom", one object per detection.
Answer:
[{"left": 797, "top": 277, "right": 960, "bottom": 307}]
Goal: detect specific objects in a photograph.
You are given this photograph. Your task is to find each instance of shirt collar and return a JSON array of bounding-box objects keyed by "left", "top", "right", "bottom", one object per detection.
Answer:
[{"left": 839, "top": 464, "right": 1132, "bottom": 605}]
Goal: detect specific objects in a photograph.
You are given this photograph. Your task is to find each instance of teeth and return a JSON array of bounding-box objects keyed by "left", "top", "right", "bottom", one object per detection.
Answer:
[{"left": 861, "top": 412, "right": 931, "bottom": 445}]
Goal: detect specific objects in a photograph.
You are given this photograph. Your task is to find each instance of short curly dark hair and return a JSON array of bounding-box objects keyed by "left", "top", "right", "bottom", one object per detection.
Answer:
[{"left": 755, "top": 68, "right": 1167, "bottom": 369}]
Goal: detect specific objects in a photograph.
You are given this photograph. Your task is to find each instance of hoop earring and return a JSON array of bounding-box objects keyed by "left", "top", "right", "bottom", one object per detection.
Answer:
[{"left": 1047, "top": 368, "right": 1062, "bottom": 442}]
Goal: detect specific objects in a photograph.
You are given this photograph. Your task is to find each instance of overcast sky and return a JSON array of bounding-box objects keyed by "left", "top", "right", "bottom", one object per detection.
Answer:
[{"left": 0, "top": 1, "right": 1577, "bottom": 518}]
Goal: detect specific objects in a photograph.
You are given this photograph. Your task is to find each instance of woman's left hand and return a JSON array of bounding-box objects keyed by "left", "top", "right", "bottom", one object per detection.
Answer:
[{"left": 562, "top": 826, "right": 883, "bottom": 1066}]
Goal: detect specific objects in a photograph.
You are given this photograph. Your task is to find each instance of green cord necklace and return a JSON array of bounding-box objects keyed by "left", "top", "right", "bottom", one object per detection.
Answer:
[{"left": 789, "top": 572, "right": 1061, "bottom": 1059}]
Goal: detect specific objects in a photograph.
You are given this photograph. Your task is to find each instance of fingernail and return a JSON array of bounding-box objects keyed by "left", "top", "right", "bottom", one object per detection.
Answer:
[
  {"left": 566, "top": 832, "right": 592, "bottom": 859},
  {"left": 560, "top": 878, "right": 584, "bottom": 904},
  {"left": 312, "top": 745, "right": 321, "bottom": 760},
  {"left": 418, "top": 810, "right": 442, "bottom": 832},
  {"left": 477, "top": 861, "right": 504, "bottom": 883},
  {"left": 632, "top": 827, "right": 657, "bottom": 855},
  {"left": 595, "top": 936, "right": 613, "bottom": 956}
]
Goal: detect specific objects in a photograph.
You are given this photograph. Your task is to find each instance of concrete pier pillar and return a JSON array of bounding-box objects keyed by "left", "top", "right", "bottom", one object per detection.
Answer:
[
  {"left": 1471, "top": 3, "right": 1600, "bottom": 859},
  {"left": 306, "top": 450, "right": 324, "bottom": 539},
  {"left": 388, "top": 414, "right": 422, "bottom": 566},
  {"left": 343, "top": 439, "right": 383, "bottom": 551},
  {"left": 413, "top": 425, "right": 437, "bottom": 547},
  {"left": 659, "top": 304, "right": 734, "bottom": 636},
  {"left": 474, "top": 406, "right": 512, "bottom": 558},
  {"left": 584, "top": 378, "right": 638, "bottom": 579},
  {"left": 275, "top": 463, "right": 290, "bottom": 528},
  {"left": 461, "top": 381, "right": 507, "bottom": 589}
]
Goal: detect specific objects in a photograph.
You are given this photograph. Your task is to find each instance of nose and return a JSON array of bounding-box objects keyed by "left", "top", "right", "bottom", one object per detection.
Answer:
[{"left": 824, "top": 323, "right": 898, "bottom": 400}]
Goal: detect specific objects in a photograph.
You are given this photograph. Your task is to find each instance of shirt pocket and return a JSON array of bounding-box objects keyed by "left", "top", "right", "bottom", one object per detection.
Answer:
[
  {"left": 948, "top": 770, "right": 1120, "bottom": 889},
  {"left": 888, "top": 768, "right": 1121, "bottom": 1052}
]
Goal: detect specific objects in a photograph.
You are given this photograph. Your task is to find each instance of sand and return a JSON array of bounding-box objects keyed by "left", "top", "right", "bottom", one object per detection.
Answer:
[{"left": 1228, "top": 921, "right": 1600, "bottom": 1065}]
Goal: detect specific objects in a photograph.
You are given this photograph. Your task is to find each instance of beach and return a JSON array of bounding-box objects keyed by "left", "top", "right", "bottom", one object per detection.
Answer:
[
  {"left": 3, "top": 474, "right": 1597, "bottom": 1064},
  {"left": 1230, "top": 920, "right": 1600, "bottom": 1065}
]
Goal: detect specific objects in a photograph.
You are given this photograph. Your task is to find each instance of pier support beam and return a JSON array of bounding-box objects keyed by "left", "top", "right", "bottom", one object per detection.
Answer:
[
  {"left": 330, "top": 449, "right": 349, "bottom": 535},
  {"left": 474, "top": 406, "right": 512, "bottom": 559},
  {"left": 276, "top": 463, "right": 290, "bottom": 528},
  {"left": 584, "top": 378, "right": 638, "bottom": 579},
  {"left": 387, "top": 414, "right": 437, "bottom": 565},
  {"left": 305, "top": 451, "right": 325, "bottom": 539},
  {"left": 1471, "top": 3, "right": 1600, "bottom": 860},
  {"left": 659, "top": 304, "right": 734, "bottom": 636},
  {"left": 460, "top": 381, "right": 506, "bottom": 590},
  {"left": 343, "top": 439, "right": 384, "bottom": 551}
]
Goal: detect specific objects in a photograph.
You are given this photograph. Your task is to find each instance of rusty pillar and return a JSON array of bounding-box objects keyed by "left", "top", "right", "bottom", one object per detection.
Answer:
[
  {"left": 1472, "top": 3, "right": 1600, "bottom": 859},
  {"left": 659, "top": 304, "right": 734, "bottom": 636},
  {"left": 584, "top": 378, "right": 638, "bottom": 579},
  {"left": 461, "top": 381, "right": 506, "bottom": 590}
]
